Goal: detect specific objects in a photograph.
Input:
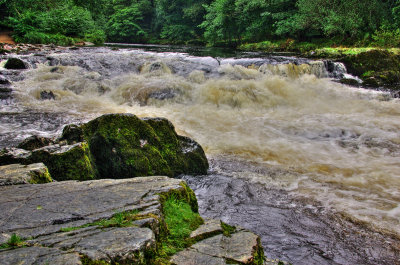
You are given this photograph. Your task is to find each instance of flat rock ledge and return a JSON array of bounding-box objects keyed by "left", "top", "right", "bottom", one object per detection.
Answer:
[
  {"left": 0, "top": 176, "right": 181, "bottom": 264},
  {"left": 172, "top": 220, "right": 263, "bottom": 265},
  {"left": 0, "top": 176, "right": 269, "bottom": 265}
]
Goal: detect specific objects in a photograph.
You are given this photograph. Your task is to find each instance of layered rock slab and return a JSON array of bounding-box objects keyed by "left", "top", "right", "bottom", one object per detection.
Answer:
[
  {"left": 172, "top": 219, "right": 263, "bottom": 265},
  {"left": 0, "top": 176, "right": 183, "bottom": 244}
]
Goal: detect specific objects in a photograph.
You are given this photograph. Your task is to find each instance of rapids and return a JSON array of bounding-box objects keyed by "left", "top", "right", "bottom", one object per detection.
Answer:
[{"left": 1, "top": 46, "right": 399, "bottom": 264}]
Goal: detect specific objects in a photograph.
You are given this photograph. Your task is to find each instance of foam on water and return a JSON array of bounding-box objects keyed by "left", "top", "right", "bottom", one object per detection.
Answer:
[{"left": 2, "top": 48, "right": 400, "bottom": 239}]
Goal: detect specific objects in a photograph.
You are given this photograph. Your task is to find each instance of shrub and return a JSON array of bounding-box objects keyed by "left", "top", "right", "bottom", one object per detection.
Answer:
[{"left": 372, "top": 26, "right": 400, "bottom": 47}]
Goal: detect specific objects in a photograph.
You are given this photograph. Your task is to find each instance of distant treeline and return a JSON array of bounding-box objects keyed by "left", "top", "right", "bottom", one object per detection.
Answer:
[{"left": 1, "top": 0, "right": 400, "bottom": 46}]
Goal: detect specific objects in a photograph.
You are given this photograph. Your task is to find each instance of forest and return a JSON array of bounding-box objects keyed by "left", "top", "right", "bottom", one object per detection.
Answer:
[{"left": 1, "top": 0, "right": 400, "bottom": 48}]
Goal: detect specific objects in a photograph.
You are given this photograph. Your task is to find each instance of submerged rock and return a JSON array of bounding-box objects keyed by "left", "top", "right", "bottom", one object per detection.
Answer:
[
  {"left": 0, "top": 163, "right": 52, "bottom": 185},
  {"left": 4, "top": 57, "right": 27, "bottom": 70},
  {"left": 17, "top": 135, "right": 54, "bottom": 151},
  {"left": 0, "top": 75, "right": 10, "bottom": 85},
  {"left": 39, "top": 90, "right": 56, "bottom": 100}
]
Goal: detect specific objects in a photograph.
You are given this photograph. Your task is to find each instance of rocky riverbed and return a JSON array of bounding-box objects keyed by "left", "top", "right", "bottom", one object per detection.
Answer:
[{"left": 1, "top": 45, "right": 400, "bottom": 264}]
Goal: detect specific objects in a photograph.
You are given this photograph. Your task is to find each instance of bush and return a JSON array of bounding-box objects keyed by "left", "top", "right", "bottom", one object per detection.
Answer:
[
  {"left": 19, "top": 31, "right": 76, "bottom": 46},
  {"left": 85, "top": 30, "right": 106, "bottom": 45},
  {"left": 372, "top": 26, "right": 400, "bottom": 47}
]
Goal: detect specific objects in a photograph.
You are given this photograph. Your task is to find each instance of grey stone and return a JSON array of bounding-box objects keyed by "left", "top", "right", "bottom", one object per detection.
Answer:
[
  {"left": 172, "top": 230, "right": 261, "bottom": 265},
  {"left": 0, "top": 163, "right": 52, "bottom": 185},
  {"left": 170, "top": 249, "right": 226, "bottom": 265},
  {"left": 190, "top": 218, "right": 223, "bottom": 241},
  {"left": 0, "top": 246, "right": 81, "bottom": 265},
  {"left": 31, "top": 227, "right": 155, "bottom": 264},
  {"left": 0, "top": 147, "right": 32, "bottom": 165},
  {"left": 0, "top": 176, "right": 183, "bottom": 244}
]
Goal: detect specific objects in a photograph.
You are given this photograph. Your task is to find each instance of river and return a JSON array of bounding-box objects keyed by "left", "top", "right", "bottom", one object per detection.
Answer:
[{"left": 1, "top": 45, "right": 399, "bottom": 264}]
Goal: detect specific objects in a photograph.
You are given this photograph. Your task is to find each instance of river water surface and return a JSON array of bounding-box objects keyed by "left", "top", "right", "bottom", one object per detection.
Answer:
[{"left": 0, "top": 45, "right": 399, "bottom": 264}]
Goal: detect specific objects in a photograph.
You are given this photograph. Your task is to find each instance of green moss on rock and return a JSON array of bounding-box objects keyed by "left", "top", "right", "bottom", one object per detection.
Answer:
[
  {"left": 341, "top": 50, "right": 400, "bottom": 88},
  {"left": 29, "top": 142, "right": 95, "bottom": 181},
  {"left": 28, "top": 165, "right": 52, "bottom": 184},
  {"left": 82, "top": 114, "right": 208, "bottom": 179}
]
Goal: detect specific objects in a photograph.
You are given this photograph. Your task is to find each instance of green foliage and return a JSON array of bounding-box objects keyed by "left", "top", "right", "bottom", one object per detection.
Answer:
[
  {"left": 2, "top": 0, "right": 400, "bottom": 47},
  {"left": 0, "top": 234, "right": 25, "bottom": 249},
  {"left": 158, "top": 195, "right": 203, "bottom": 257},
  {"left": 220, "top": 221, "right": 236, "bottom": 237},
  {"left": 106, "top": 4, "right": 147, "bottom": 43},
  {"left": 60, "top": 209, "right": 140, "bottom": 232},
  {"left": 372, "top": 26, "right": 400, "bottom": 47},
  {"left": 85, "top": 30, "right": 106, "bottom": 45}
]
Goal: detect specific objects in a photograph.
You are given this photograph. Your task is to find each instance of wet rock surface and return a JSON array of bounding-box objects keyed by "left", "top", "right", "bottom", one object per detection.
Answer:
[
  {"left": 0, "top": 176, "right": 267, "bottom": 265},
  {"left": 17, "top": 135, "right": 54, "bottom": 150},
  {"left": 4, "top": 57, "right": 27, "bottom": 70},
  {"left": 183, "top": 161, "right": 400, "bottom": 265},
  {"left": 0, "top": 163, "right": 52, "bottom": 185},
  {"left": 0, "top": 176, "right": 179, "bottom": 264},
  {"left": 172, "top": 229, "right": 262, "bottom": 265}
]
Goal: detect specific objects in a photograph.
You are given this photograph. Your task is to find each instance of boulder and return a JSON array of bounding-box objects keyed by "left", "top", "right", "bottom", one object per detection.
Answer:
[
  {"left": 17, "top": 135, "right": 53, "bottom": 151},
  {"left": 29, "top": 143, "right": 95, "bottom": 181},
  {"left": 0, "top": 163, "right": 52, "bottom": 185},
  {"left": 4, "top": 57, "right": 27, "bottom": 70},
  {"left": 1, "top": 114, "right": 208, "bottom": 181},
  {"left": 82, "top": 114, "right": 208, "bottom": 179},
  {"left": 340, "top": 50, "right": 400, "bottom": 88},
  {"left": 0, "top": 143, "right": 95, "bottom": 181},
  {"left": 0, "top": 147, "right": 31, "bottom": 165}
]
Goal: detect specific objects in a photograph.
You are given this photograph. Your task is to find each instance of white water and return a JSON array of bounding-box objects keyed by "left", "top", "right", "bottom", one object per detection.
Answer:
[{"left": 2, "top": 48, "right": 400, "bottom": 238}]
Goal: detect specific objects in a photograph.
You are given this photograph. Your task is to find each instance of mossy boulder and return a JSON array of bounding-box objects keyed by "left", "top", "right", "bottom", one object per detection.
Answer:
[
  {"left": 82, "top": 114, "right": 208, "bottom": 179},
  {"left": 341, "top": 50, "right": 400, "bottom": 88},
  {"left": 0, "top": 143, "right": 95, "bottom": 181},
  {"left": 29, "top": 143, "right": 95, "bottom": 181}
]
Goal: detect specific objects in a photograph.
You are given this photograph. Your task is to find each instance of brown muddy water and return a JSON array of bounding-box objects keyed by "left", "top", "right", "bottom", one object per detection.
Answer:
[{"left": 0, "top": 46, "right": 399, "bottom": 264}]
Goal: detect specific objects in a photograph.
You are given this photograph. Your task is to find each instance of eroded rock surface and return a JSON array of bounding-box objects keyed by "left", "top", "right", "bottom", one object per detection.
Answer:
[
  {"left": 172, "top": 225, "right": 263, "bottom": 265},
  {"left": 0, "top": 163, "right": 52, "bottom": 185},
  {"left": 0, "top": 176, "right": 184, "bottom": 264}
]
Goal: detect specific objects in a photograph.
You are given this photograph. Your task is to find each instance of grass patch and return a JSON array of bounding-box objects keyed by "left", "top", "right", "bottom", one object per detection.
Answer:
[
  {"left": 221, "top": 221, "right": 236, "bottom": 237},
  {"left": 0, "top": 234, "right": 26, "bottom": 249},
  {"left": 153, "top": 195, "right": 203, "bottom": 264},
  {"left": 60, "top": 210, "right": 140, "bottom": 232}
]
